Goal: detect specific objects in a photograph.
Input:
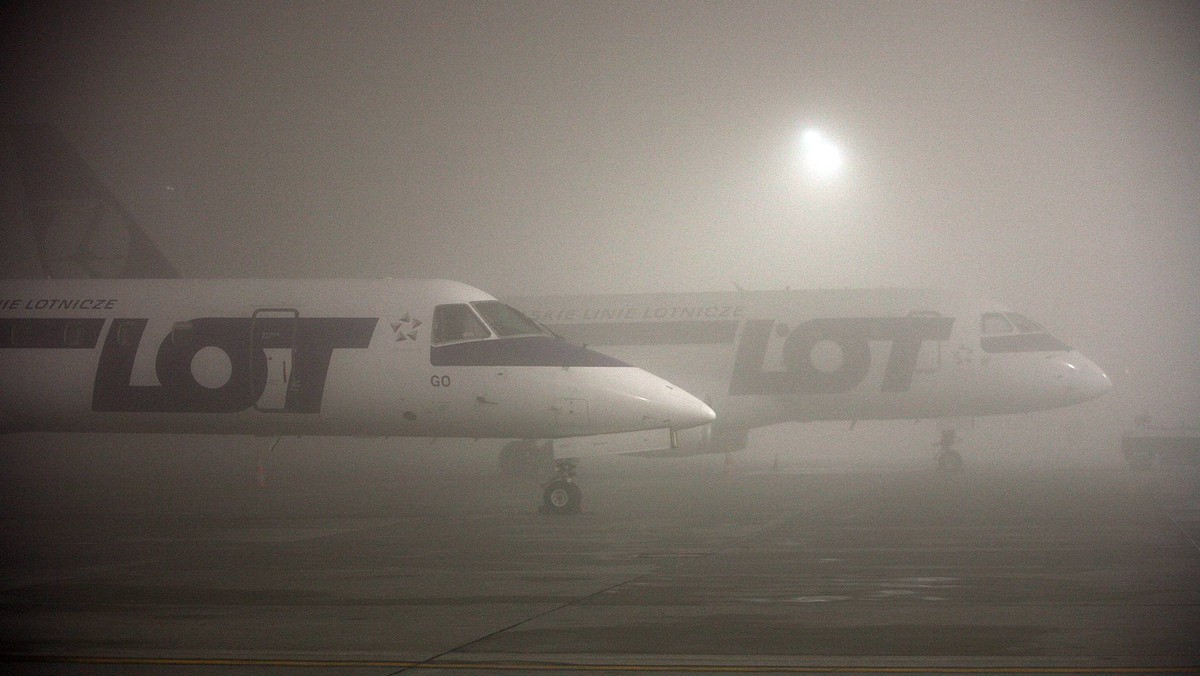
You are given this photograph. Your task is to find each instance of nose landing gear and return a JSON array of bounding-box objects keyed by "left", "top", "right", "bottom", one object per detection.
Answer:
[
  {"left": 499, "top": 439, "right": 554, "bottom": 478},
  {"left": 541, "top": 458, "right": 582, "bottom": 514},
  {"left": 934, "top": 430, "right": 964, "bottom": 473}
]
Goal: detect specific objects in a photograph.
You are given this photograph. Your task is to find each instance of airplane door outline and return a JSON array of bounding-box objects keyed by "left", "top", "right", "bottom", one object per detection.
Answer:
[{"left": 251, "top": 308, "right": 298, "bottom": 412}]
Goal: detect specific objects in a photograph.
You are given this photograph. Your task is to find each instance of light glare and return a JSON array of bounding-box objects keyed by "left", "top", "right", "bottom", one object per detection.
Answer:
[{"left": 800, "top": 128, "right": 843, "bottom": 180}]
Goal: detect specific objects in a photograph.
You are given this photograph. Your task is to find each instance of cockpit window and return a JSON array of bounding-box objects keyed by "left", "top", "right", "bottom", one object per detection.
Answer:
[
  {"left": 980, "top": 310, "right": 1070, "bottom": 353},
  {"left": 471, "top": 301, "right": 545, "bottom": 337},
  {"left": 1006, "top": 313, "right": 1044, "bottom": 333},
  {"left": 981, "top": 313, "right": 1014, "bottom": 335},
  {"left": 432, "top": 304, "right": 492, "bottom": 344}
]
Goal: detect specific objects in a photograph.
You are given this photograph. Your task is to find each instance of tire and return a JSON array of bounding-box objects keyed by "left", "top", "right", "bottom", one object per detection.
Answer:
[
  {"left": 542, "top": 479, "right": 582, "bottom": 514},
  {"left": 936, "top": 449, "right": 964, "bottom": 474}
]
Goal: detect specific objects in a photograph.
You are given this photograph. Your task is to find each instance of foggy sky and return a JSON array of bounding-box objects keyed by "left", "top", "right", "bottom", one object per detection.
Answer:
[{"left": 2, "top": 1, "right": 1197, "bottom": 435}]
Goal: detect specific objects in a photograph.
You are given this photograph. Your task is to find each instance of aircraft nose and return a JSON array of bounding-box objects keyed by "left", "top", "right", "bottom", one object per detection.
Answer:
[
  {"left": 598, "top": 368, "right": 715, "bottom": 432},
  {"left": 658, "top": 381, "right": 717, "bottom": 430},
  {"left": 1063, "top": 353, "right": 1113, "bottom": 403},
  {"left": 1080, "top": 357, "right": 1113, "bottom": 399}
]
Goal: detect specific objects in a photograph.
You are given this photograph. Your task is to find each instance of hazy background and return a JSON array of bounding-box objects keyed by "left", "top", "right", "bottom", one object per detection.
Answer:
[{"left": 1, "top": 0, "right": 1196, "bottom": 466}]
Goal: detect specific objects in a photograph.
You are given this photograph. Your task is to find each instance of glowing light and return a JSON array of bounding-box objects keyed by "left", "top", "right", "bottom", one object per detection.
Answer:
[{"left": 799, "top": 127, "right": 843, "bottom": 181}]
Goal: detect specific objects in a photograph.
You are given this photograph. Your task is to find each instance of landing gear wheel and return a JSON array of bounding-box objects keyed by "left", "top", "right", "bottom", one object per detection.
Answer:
[
  {"left": 933, "top": 430, "right": 964, "bottom": 474},
  {"left": 542, "top": 480, "right": 582, "bottom": 514},
  {"left": 936, "top": 449, "right": 964, "bottom": 474}
]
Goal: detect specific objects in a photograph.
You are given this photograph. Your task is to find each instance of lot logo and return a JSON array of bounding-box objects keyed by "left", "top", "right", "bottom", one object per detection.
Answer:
[
  {"left": 92, "top": 317, "right": 377, "bottom": 413},
  {"left": 730, "top": 316, "right": 954, "bottom": 395}
]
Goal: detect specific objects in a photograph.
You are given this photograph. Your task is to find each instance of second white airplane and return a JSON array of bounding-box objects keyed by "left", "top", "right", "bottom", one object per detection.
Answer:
[{"left": 505, "top": 288, "right": 1112, "bottom": 472}]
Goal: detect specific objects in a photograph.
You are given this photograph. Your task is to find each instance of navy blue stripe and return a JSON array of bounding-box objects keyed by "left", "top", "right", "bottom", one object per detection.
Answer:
[
  {"left": 981, "top": 333, "right": 1070, "bottom": 353},
  {"left": 0, "top": 318, "right": 105, "bottom": 348},
  {"left": 430, "top": 336, "right": 629, "bottom": 367}
]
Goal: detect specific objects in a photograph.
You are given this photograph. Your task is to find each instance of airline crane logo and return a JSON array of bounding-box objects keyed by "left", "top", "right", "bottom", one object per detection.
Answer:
[{"left": 390, "top": 312, "right": 422, "bottom": 342}]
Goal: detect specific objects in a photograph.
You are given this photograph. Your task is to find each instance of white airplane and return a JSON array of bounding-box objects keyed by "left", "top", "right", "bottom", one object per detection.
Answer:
[
  {"left": 2, "top": 124, "right": 1110, "bottom": 487},
  {"left": 504, "top": 288, "right": 1112, "bottom": 472},
  {"left": 0, "top": 126, "right": 714, "bottom": 513},
  {"left": 0, "top": 279, "right": 714, "bottom": 512}
]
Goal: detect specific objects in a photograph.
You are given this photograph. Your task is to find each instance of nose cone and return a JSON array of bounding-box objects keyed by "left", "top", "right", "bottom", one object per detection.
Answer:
[
  {"left": 652, "top": 377, "right": 717, "bottom": 430},
  {"left": 1074, "top": 354, "right": 1113, "bottom": 402},
  {"left": 1061, "top": 352, "right": 1113, "bottom": 404},
  {"left": 582, "top": 366, "right": 715, "bottom": 434}
]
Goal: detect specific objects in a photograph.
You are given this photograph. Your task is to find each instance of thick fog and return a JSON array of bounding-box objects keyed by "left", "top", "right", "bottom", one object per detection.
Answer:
[{"left": 2, "top": 1, "right": 1197, "bottom": 462}]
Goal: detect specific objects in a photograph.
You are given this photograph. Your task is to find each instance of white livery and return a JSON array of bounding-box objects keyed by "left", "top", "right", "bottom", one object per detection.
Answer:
[
  {"left": 507, "top": 288, "right": 1111, "bottom": 470},
  {"left": 0, "top": 278, "right": 714, "bottom": 511},
  {"left": 1, "top": 124, "right": 718, "bottom": 513}
]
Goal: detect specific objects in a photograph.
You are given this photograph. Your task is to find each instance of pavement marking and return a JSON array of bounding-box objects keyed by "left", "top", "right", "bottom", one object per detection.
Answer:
[
  {"left": 1, "top": 656, "right": 1196, "bottom": 673},
  {"left": 1164, "top": 510, "right": 1200, "bottom": 556},
  {"left": 1136, "top": 477, "right": 1200, "bottom": 556}
]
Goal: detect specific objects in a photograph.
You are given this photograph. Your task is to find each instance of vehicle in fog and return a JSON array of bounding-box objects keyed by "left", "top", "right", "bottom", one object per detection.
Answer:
[
  {"left": 0, "top": 278, "right": 713, "bottom": 512},
  {"left": 505, "top": 288, "right": 1112, "bottom": 472},
  {"left": 1121, "top": 417, "right": 1200, "bottom": 470}
]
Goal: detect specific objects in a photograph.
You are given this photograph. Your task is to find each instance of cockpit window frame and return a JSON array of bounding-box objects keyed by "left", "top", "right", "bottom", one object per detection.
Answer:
[
  {"left": 431, "top": 303, "right": 493, "bottom": 345},
  {"left": 1005, "top": 312, "right": 1045, "bottom": 333},
  {"left": 981, "top": 312, "right": 1014, "bottom": 336},
  {"left": 470, "top": 301, "right": 547, "bottom": 338},
  {"left": 980, "top": 311, "right": 1071, "bottom": 353}
]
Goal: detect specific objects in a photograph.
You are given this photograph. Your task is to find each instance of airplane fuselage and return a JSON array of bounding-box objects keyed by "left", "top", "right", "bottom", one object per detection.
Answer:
[
  {"left": 509, "top": 288, "right": 1111, "bottom": 453},
  {"left": 0, "top": 279, "right": 714, "bottom": 440}
]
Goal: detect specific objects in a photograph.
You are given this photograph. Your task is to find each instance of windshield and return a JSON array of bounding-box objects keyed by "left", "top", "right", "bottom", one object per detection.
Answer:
[
  {"left": 431, "top": 303, "right": 492, "bottom": 344},
  {"left": 980, "top": 310, "right": 1070, "bottom": 352},
  {"left": 471, "top": 301, "right": 546, "bottom": 337},
  {"left": 1006, "top": 312, "right": 1045, "bottom": 333},
  {"left": 981, "top": 312, "right": 1014, "bottom": 335}
]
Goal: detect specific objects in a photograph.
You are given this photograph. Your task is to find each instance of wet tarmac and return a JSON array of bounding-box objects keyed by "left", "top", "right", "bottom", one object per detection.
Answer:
[{"left": 0, "top": 437, "right": 1197, "bottom": 674}]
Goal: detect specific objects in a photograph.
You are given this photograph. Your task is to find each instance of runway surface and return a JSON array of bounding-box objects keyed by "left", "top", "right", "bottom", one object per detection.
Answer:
[{"left": 0, "top": 439, "right": 1197, "bottom": 674}]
